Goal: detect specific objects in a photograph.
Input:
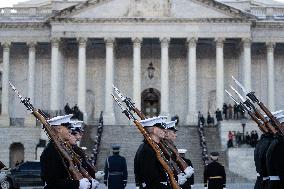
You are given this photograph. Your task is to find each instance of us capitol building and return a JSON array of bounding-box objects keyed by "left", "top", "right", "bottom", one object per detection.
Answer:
[{"left": 0, "top": 0, "right": 284, "bottom": 176}]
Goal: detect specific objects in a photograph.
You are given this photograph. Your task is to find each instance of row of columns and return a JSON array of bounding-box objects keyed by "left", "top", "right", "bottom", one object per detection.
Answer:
[{"left": 0, "top": 38, "right": 276, "bottom": 124}]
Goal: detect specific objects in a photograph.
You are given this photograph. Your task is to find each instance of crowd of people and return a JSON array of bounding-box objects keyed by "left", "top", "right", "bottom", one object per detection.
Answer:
[
  {"left": 64, "top": 103, "right": 84, "bottom": 121},
  {"left": 227, "top": 130, "right": 259, "bottom": 148},
  {"left": 221, "top": 103, "right": 245, "bottom": 120}
]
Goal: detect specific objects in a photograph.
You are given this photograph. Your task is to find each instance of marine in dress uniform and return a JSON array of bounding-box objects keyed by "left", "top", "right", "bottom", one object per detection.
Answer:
[
  {"left": 164, "top": 121, "right": 194, "bottom": 186},
  {"left": 204, "top": 152, "right": 226, "bottom": 189},
  {"left": 68, "top": 120, "right": 103, "bottom": 186},
  {"left": 254, "top": 133, "right": 273, "bottom": 189},
  {"left": 134, "top": 116, "right": 170, "bottom": 189},
  {"left": 178, "top": 149, "right": 194, "bottom": 189},
  {"left": 265, "top": 114, "right": 284, "bottom": 189},
  {"left": 104, "top": 145, "right": 128, "bottom": 189},
  {"left": 40, "top": 114, "right": 92, "bottom": 189}
]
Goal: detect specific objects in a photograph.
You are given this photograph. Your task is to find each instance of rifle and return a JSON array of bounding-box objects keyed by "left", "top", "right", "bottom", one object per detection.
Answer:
[
  {"left": 225, "top": 90, "right": 269, "bottom": 133},
  {"left": 232, "top": 76, "right": 283, "bottom": 135},
  {"left": 9, "top": 83, "right": 92, "bottom": 180},
  {"left": 111, "top": 94, "right": 181, "bottom": 189},
  {"left": 113, "top": 85, "right": 189, "bottom": 172}
]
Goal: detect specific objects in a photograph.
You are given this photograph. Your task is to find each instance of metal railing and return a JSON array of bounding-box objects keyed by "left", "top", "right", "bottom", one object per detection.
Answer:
[{"left": 90, "top": 111, "right": 104, "bottom": 166}]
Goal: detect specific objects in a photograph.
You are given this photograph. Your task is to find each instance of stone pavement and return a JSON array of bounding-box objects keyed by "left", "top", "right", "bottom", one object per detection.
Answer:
[
  {"left": 97, "top": 183, "right": 254, "bottom": 189},
  {"left": 20, "top": 182, "right": 254, "bottom": 189}
]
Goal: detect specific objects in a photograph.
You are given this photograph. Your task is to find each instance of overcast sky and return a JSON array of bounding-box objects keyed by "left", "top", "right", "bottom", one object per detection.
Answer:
[{"left": 1, "top": 0, "right": 284, "bottom": 8}]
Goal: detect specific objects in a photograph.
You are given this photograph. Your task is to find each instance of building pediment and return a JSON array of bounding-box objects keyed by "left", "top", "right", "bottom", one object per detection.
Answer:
[{"left": 51, "top": 0, "right": 254, "bottom": 21}]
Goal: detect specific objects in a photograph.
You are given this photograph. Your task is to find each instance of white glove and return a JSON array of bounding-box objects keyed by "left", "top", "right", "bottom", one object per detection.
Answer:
[
  {"left": 91, "top": 179, "right": 99, "bottom": 189},
  {"left": 79, "top": 178, "right": 91, "bottom": 189},
  {"left": 136, "top": 187, "right": 140, "bottom": 189},
  {"left": 95, "top": 171, "right": 105, "bottom": 180},
  {"left": 191, "top": 185, "right": 194, "bottom": 188},
  {"left": 184, "top": 166, "right": 194, "bottom": 178},
  {"left": 204, "top": 187, "right": 208, "bottom": 189},
  {"left": 177, "top": 173, "right": 187, "bottom": 185},
  {"left": 223, "top": 188, "right": 226, "bottom": 189}
]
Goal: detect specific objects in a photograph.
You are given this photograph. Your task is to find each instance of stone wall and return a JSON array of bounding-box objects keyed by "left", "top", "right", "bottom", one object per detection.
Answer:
[{"left": 0, "top": 127, "right": 41, "bottom": 167}]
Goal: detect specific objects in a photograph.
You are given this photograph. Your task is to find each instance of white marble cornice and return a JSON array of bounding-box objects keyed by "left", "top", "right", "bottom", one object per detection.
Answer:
[
  {"left": 254, "top": 22, "right": 284, "bottom": 29},
  {"left": 0, "top": 22, "right": 49, "bottom": 29},
  {"left": 50, "top": 17, "right": 252, "bottom": 24}
]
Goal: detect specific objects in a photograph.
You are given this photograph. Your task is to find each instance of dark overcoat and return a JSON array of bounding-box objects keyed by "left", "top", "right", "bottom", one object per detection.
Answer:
[{"left": 104, "top": 154, "right": 128, "bottom": 189}]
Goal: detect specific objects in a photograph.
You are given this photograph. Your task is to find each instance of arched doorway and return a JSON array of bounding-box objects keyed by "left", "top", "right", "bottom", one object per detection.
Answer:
[
  {"left": 9, "top": 143, "right": 24, "bottom": 168},
  {"left": 141, "top": 88, "right": 160, "bottom": 118}
]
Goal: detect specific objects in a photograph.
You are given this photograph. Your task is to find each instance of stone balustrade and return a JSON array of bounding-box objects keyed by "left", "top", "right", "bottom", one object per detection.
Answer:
[
  {"left": 0, "top": 7, "right": 52, "bottom": 17},
  {"left": 251, "top": 6, "right": 284, "bottom": 19}
]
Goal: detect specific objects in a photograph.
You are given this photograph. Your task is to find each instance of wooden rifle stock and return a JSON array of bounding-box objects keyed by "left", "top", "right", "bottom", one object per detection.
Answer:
[
  {"left": 257, "top": 102, "right": 284, "bottom": 135},
  {"left": 162, "top": 140, "right": 189, "bottom": 171},
  {"left": 10, "top": 83, "right": 94, "bottom": 180},
  {"left": 133, "top": 120, "right": 181, "bottom": 189},
  {"left": 247, "top": 111, "right": 269, "bottom": 133},
  {"left": 132, "top": 106, "right": 189, "bottom": 173},
  {"left": 253, "top": 110, "right": 277, "bottom": 134},
  {"left": 33, "top": 110, "right": 86, "bottom": 180}
]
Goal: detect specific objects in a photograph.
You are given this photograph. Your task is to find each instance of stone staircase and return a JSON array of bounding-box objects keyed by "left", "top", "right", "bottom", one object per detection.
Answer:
[
  {"left": 83, "top": 123, "right": 250, "bottom": 183},
  {"left": 204, "top": 125, "right": 250, "bottom": 183}
]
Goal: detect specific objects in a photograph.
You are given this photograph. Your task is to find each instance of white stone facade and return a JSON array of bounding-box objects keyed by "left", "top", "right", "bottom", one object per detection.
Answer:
[
  {"left": 0, "top": 0, "right": 284, "bottom": 125},
  {"left": 0, "top": 0, "right": 284, "bottom": 165}
]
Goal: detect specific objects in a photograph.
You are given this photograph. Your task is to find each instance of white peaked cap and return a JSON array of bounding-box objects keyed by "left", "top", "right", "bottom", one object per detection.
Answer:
[
  {"left": 276, "top": 114, "right": 284, "bottom": 123},
  {"left": 139, "top": 116, "right": 167, "bottom": 127},
  {"left": 70, "top": 120, "right": 84, "bottom": 128},
  {"left": 264, "top": 110, "right": 284, "bottom": 119},
  {"left": 178, "top": 149, "right": 187, "bottom": 154},
  {"left": 47, "top": 114, "right": 73, "bottom": 126},
  {"left": 165, "top": 120, "right": 177, "bottom": 129}
]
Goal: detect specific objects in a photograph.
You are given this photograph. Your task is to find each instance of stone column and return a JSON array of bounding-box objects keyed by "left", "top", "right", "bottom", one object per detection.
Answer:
[
  {"left": 77, "top": 38, "right": 87, "bottom": 121},
  {"left": 0, "top": 42, "right": 11, "bottom": 126},
  {"left": 104, "top": 38, "right": 115, "bottom": 125},
  {"left": 267, "top": 42, "right": 275, "bottom": 111},
  {"left": 160, "top": 37, "right": 170, "bottom": 116},
  {"left": 216, "top": 38, "right": 224, "bottom": 110},
  {"left": 25, "top": 41, "right": 37, "bottom": 126},
  {"left": 242, "top": 38, "right": 252, "bottom": 91},
  {"left": 186, "top": 38, "right": 197, "bottom": 125},
  {"left": 132, "top": 37, "right": 142, "bottom": 110},
  {"left": 50, "top": 38, "right": 60, "bottom": 112}
]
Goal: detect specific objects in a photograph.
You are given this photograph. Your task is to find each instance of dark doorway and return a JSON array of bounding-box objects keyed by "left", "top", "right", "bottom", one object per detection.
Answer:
[
  {"left": 10, "top": 143, "right": 24, "bottom": 168},
  {"left": 141, "top": 88, "right": 160, "bottom": 118}
]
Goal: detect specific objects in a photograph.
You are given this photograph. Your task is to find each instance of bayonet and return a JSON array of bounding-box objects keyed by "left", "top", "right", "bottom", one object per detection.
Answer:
[
  {"left": 225, "top": 90, "right": 239, "bottom": 105},
  {"left": 111, "top": 94, "right": 135, "bottom": 121},
  {"left": 113, "top": 85, "right": 126, "bottom": 101},
  {"left": 232, "top": 76, "right": 248, "bottom": 94},
  {"left": 230, "top": 86, "right": 246, "bottom": 102}
]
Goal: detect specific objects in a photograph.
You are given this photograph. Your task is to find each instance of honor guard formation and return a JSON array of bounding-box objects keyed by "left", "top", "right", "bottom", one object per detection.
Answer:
[
  {"left": 5, "top": 75, "right": 284, "bottom": 189},
  {"left": 0, "top": 63, "right": 279, "bottom": 189}
]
